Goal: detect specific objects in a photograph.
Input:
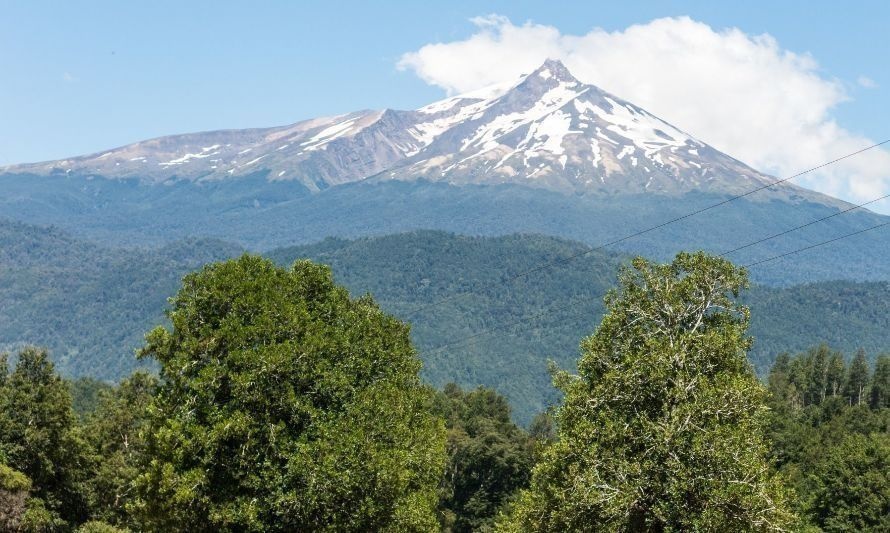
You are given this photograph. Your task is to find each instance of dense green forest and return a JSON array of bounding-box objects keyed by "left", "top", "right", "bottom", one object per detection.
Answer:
[
  {"left": 0, "top": 220, "right": 241, "bottom": 378},
  {"left": 2, "top": 254, "right": 886, "bottom": 531},
  {"left": 272, "top": 232, "right": 890, "bottom": 420},
  {"left": 3, "top": 222, "right": 890, "bottom": 422},
  {"left": 765, "top": 347, "right": 890, "bottom": 530}
]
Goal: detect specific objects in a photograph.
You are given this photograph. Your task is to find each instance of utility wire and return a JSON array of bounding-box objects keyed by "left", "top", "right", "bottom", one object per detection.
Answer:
[
  {"left": 422, "top": 203, "right": 890, "bottom": 357},
  {"left": 719, "top": 193, "right": 890, "bottom": 257},
  {"left": 742, "top": 221, "right": 890, "bottom": 268},
  {"left": 405, "top": 139, "right": 889, "bottom": 317}
]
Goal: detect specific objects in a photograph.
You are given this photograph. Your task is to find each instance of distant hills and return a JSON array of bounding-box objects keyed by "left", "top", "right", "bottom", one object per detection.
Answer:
[
  {"left": 3, "top": 221, "right": 888, "bottom": 423},
  {"left": 0, "top": 219, "right": 241, "bottom": 377}
]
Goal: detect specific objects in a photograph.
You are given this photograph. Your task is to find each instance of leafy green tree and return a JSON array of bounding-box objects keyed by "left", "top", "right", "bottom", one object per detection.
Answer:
[
  {"left": 434, "top": 384, "right": 534, "bottom": 532},
  {"left": 871, "top": 355, "right": 890, "bottom": 409},
  {"left": 131, "top": 256, "right": 445, "bottom": 531},
  {"left": 0, "top": 347, "right": 90, "bottom": 529},
  {"left": 0, "top": 462, "right": 32, "bottom": 531},
  {"left": 845, "top": 349, "right": 871, "bottom": 407},
  {"left": 82, "top": 372, "right": 157, "bottom": 528},
  {"left": 68, "top": 377, "right": 114, "bottom": 421},
  {"left": 502, "top": 253, "right": 795, "bottom": 531},
  {"left": 808, "top": 433, "right": 890, "bottom": 531}
]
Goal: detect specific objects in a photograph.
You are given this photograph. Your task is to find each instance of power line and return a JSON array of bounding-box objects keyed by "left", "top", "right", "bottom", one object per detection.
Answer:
[
  {"left": 405, "top": 139, "right": 889, "bottom": 317},
  {"left": 422, "top": 211, "right": 890, "bottom": 357},
  {"left": 719, "top": 193, "right": 890, "bottom": 257},
  {"left": 743, "top": 221, "right": 890, "bottom": 268}
]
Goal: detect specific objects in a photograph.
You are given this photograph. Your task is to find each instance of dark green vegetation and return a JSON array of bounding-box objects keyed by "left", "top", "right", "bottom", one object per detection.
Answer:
[
  {"left": 273, "top": 233, "right": 890, "bottom": 422},
  {"left": 504, "top": 253, "right": 796, "bottom": 530},
  {"left": 0, "top": 348, "right": 91, "bottom": 530},
  {"left": 0, "top": 219, "right": 242, "bottom": 378},
  {"left": 133, "top": 256, "right": 445, "bottom": 531},
  {"left": 1, "top": 254, "right": 887, "bottom": 531},
  {"left": 4, "top": 222, "right": 890, "bottom": 423},
  {"left": 1, "top": 258, "right": 448, "bottom": 531},
  {"left": 0, "top": 349, "right": 159, "bottom": 532},
  {"left": 3, "top": 175, "right": 890, "bottom": 284},
  {"left": 433, "top": 384, "right": 542, "bottom": 532},
  {"left": 766, "top": 347, "right": 890, "bottom": 530}
]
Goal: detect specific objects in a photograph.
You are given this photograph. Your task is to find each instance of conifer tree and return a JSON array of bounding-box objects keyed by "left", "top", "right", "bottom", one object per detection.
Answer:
[
  {"left": 807, "top": 345, "right": 831, "bottom": 405},
  {"left": 0, "top": 348, "right": 90, "bottom": 529},
  {"left": 826, "top": 352, "right": 846, "bottom": 398}
]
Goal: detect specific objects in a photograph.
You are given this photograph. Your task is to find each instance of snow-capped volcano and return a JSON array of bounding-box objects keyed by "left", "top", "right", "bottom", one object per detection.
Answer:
[
  {"left": 1, "top": 60, "right": 833, "bottom": 203},
  {"left": 385, "top": 59, "right": 779, "bottom": 197}
]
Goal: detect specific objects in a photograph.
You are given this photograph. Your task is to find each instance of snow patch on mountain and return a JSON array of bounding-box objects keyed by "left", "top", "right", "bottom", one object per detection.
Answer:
[
  {"left": 301, "top": 117, "right": 360, "bottom": 151},
  {"left": 460, "top": 84, "right": 587, "bottom": 154}
]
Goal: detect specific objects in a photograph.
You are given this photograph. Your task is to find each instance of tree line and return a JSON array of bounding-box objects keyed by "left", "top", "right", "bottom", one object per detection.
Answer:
[
  {"left": 1, "top": 254, "right": 887, "bottom": 531},
  {"left": 765, "top": 346, "right": 890, "bottom": 530}
]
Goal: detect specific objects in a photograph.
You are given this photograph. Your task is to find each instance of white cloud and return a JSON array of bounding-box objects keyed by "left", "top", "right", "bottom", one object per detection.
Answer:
[
  {"left": 62, "top": 72, "right": 77, "bottom": 83},
  {"left": 857, "top": 75, "right": 877, "bottom": 89},
  {"left": 399, "top": 16, "right": 890, "bottom": 213}
]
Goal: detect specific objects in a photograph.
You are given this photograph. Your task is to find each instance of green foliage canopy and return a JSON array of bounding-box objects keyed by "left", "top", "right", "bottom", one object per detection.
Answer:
[
  {"left": 433, "top": 384, "right": 536, "bottom": 532},
  {"left": 766, "top": 348, "right": 890, "bottom": 531},
  {"left": 81, "top": 372, "right": 157, "bottom": 528},
  {"left": 0, "top": 348, "right": 90, "bottom": 529},
  {"left": 503, "top": 253, "right": 796, "bottom": 531},
  {"left": 131, "top": 256, "right": 446, "bottom": 531}
]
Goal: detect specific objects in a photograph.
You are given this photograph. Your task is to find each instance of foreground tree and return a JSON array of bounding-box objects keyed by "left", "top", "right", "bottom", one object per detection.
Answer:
[
  {"left": 434, "top": 384, "right": 535, "bottom": 532},
  {"left": 502, "top": 253, "right": 795, "bottom": 531},
  {"left": 0, "top": 348, "right": 90, "bottom": 529},
  {"left": 131, "top": 256, "right": 445, "bottom": 531},
  {"left": 808, "top": 433, "right": 890, "bottom": 531},
  {"left": 82, "top": 372, "right": 157, "bottom": 528}
]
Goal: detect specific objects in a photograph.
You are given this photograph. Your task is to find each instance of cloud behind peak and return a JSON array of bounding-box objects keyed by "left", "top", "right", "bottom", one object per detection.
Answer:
[{"left": 398, "top": 15, "right": 890, "bottom": 212}]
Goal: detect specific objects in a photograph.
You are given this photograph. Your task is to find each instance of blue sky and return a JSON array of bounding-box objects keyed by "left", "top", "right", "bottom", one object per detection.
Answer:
[{"left": 1, "top": 1, "right": 887, "bottom": 201}]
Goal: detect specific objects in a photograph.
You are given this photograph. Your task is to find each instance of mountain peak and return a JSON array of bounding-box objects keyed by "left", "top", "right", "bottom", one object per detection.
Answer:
[{"left": 529, "top": 59, "right": 578, "bottom": 84}]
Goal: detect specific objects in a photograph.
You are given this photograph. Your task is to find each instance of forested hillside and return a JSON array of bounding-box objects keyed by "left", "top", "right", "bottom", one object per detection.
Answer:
[
  {"left": 4, "top": 175, "right": 890, "bottom": 285},
  {"left": 273, "top": 232, "right": 890, "bottom": 420},
  {"left": 0, "top": 219, "right": 242, "bottom": 377},
  {"left": 3, "top": 221, "right": 889, "bottom": 422}
]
